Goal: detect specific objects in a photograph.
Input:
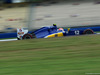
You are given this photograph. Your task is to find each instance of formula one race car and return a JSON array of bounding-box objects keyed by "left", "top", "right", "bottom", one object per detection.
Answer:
[{"left": 17, "top": 24, "right": 100, "bottom": 40}]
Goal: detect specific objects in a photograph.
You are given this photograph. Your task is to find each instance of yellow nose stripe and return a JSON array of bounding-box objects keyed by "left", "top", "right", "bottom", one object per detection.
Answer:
[
  {"left": 47, "top": 32, "right": 63, "bottom": 38},
  {"left": 47, "top": 34, "right": 55, "bottom": 38},
  {"left": 57, "top": 32, "right": 63, "bottom": 37}
]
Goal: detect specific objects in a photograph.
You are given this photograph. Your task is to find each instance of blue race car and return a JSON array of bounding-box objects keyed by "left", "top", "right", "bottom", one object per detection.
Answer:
[{"left": 17, "top": 24, "right": 100, "bottom": 40}]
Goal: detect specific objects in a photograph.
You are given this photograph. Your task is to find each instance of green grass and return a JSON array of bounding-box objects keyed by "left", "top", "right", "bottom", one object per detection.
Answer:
[{"left": 0, "top": 35, "right": 100, "bottom": 75}]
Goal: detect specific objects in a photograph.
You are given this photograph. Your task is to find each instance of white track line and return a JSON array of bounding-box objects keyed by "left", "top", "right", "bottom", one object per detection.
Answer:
[{"left": 0, "top": 39, "right": 17, "bottom": 42}]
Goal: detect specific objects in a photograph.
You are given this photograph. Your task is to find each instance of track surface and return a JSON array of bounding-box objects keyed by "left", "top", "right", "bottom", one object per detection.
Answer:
[{"left": 0, "top": 39, "right": 17, "bottom": 42}]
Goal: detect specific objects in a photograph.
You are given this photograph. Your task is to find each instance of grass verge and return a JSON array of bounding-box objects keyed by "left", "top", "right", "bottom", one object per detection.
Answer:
[{"left": 0, "top": 35, "right": 100, "bottom": 75}]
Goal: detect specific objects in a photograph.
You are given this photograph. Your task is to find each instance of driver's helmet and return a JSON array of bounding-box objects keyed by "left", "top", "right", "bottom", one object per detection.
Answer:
[{"left": 58, "top": 28, "right": 64, "bottom": 31}]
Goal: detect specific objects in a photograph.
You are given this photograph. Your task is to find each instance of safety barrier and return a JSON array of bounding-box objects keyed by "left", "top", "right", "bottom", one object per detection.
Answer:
[
  {"left": 0, "top": 32, "right": 17, "bottom": 39},
  {"left": 0, "top": 31, "right": 32, "bottom": 39}
]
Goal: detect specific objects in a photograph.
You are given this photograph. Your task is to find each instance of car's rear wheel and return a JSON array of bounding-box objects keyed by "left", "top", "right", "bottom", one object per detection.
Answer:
[
  {"left": 83, "top": 29, "right": 94, "bottom": 34},
  {"left": 22, "top": 33, "right": 33, "bottom": 39}
]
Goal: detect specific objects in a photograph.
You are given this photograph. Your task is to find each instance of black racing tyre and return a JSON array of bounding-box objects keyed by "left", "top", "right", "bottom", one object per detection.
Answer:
[
  {"left": 17, "top": 37, "right": 21, "bottom": 40},
  {"left": 31, "top": 32, "right": 36, "bottom": 38},
  {"left": 22, "top": 33, "right": 33, "bottom": 39},
  {"left": 83, "top": 29, "right": 94, "bottom": 34}
]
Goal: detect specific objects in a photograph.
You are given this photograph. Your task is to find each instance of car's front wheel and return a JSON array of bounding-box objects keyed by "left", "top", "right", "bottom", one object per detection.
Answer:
[
  {"left": 22, "top": 33, "right": 33, "bottom": 39},
  {"left": 17, "top": 37, "right": 21, "bottom": 40}
]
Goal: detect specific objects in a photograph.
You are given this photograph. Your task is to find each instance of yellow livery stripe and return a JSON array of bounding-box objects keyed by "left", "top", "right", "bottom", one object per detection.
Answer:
[
  {"left": 47, "top": 32, "right": 63, "bottom": 38},
  {"left": 57, "top": 32, "right": 63, "bottom": 37},
  {"left": 47, "top": 34, "right": 55, "bottom": 38}
]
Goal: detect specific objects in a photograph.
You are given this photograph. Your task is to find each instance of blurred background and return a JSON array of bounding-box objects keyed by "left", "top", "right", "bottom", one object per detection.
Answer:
[{"left": 0, "top": 0, "right": 100, "bottom": 32}]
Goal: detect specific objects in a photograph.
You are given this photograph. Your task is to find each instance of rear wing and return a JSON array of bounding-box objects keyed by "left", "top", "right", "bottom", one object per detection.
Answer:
[{"left": 17, "top": 28, "right": 28, "bottom": 40}]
